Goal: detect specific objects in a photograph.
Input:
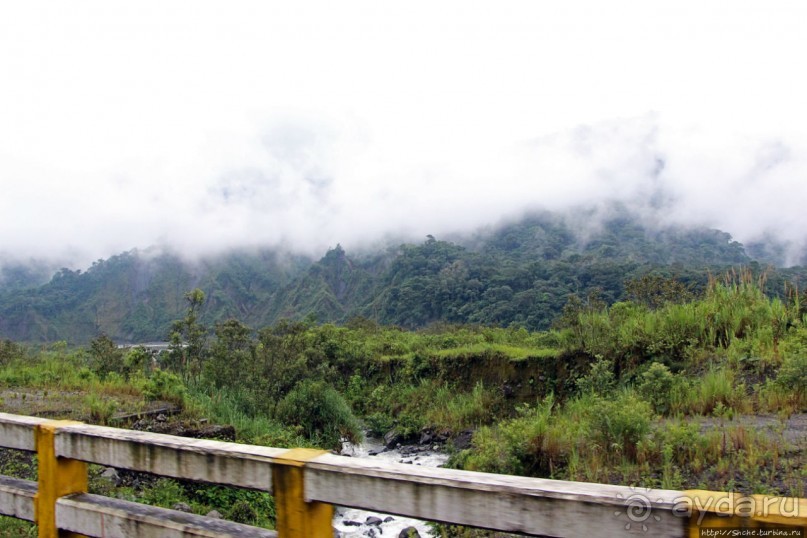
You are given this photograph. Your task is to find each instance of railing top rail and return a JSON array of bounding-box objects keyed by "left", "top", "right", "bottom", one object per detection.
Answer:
[
  {"left": 2, "top": 414, "right": 680, "bottom": 506},
  {"left": 0, "top": 412, "right": 50, "bottom": 451},
  {"left": 58, "top": 422, "right": 288, "bottom": 491},
  {"left": 2, "top": 412, "right": 805, "bottom": 537},
  {"left": 310, "top": 451, "right": 683, "bottom": 506}
]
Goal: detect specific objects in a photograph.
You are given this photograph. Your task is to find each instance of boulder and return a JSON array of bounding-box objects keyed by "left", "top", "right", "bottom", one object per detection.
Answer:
[
  {"left": 383, "top": 429, "right": 404, "bottom": 449},
  {"left": 99, "top": 467, "right": 120, "bottom": 485},
  {"left": 399, "top": 527, "right": 421, "bottom": 538},
  {"left": 452, "top": 430, "right": 474, "bottom": 450},
  {"left": 172, "top": 502, "right": 192, "bottom": 513}
]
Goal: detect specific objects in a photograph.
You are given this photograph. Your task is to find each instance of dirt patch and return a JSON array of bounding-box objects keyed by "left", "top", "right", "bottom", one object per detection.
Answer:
[
  {"left": 0, "top": 388, "right": 88, "bottom": 419},
  {"left": 694, "top": 413, "right": 807, "bottom": 447},
  {"left": 0, "top": 388, "right": 174, "bottom": 423}
]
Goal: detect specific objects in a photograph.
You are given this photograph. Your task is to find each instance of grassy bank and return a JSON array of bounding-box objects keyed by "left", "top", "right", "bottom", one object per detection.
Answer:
[{"left": 1, "top": 273, "right": 806, "bottom": 535}]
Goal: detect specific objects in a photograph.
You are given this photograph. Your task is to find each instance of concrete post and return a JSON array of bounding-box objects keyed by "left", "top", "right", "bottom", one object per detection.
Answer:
[
  {"left": 272, "top": 448, "right": 333, "bottom": 537},
  {"left": 35, "top": 421, "right": 88, "bottom": 538}
]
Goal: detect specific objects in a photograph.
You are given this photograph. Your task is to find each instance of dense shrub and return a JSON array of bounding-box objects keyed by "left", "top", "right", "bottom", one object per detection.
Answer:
[
  {"left": 0, "top": 339, "right": 25, "bottom": 366},
  {"left": 459, "top": 397, "right": 555, "bottom": 476},
  {"left": 776, "top": 354, "right": 807, "bottom": 394},
  {"left": 89, "top": 334, "right": 125, "bottom": 379},
  {"left": 637, "top": 362, "right": 676, "bottom": 414},
  {"left": 590, "top": 391, "right": 652, "bottom": 459},
  {"left": 576, "top": 357, "right": 616, "bottom": 396},
  {"left": 275, "top": 380, "right": 362, "bottom": 448},
  {"left": 142, "top": 369, "right": 187, "bottom": 406}
]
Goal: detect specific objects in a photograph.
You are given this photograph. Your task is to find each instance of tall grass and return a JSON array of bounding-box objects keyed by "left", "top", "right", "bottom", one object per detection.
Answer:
[
  {"left": 562, "top": 271, "right": 804, "bottom": 413},
  {"left": 683, "top": 367, "right": 751, "bottom": 415},
  {"left": 425, "top": 382, "right": 502, "bottom": 431},
  {"left": 186, "top": 383, "right": 311, "bottom": 447}
]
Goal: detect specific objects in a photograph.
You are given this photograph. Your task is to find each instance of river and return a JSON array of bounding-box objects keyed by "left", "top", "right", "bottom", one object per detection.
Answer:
[{"left": 333, "top": 436, "right": 449, "bottom": 538}]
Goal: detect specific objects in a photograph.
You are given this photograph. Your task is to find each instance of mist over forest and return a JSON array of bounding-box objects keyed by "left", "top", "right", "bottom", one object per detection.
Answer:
[
  {"left": 2, "top": 206, "right": 806, "bottom": 345},
  {"left": 2, "top": 2, "right": 807, "bottom": 341}
]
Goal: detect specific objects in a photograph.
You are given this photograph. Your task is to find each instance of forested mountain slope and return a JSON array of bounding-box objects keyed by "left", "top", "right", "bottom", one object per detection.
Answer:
[{"left": 0, "top": 211, "right": 801, "bottom": 344}]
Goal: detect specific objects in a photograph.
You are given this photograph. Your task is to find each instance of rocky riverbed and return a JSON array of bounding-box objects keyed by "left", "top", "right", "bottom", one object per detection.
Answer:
[{"left": 333, "top": 435, "right": 450, "bottom": 538}]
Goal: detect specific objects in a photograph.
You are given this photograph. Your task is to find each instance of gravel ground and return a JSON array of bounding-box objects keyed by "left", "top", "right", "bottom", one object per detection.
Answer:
[{"left": 694, "top": 413, "right": 807, "bottom": 447}]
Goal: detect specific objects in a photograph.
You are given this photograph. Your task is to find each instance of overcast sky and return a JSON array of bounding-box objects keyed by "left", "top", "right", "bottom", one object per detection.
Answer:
[{"left": 2, "top": 1, "right": 806, "bottom": 267}]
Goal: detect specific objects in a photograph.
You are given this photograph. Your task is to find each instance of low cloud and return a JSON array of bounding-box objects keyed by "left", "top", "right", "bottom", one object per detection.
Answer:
[
  {"left": 2, "top": 112, "right": 807, "bottom": 268},
  {"left": 2, "top": 2, "right": 806, "bottom": 269}
]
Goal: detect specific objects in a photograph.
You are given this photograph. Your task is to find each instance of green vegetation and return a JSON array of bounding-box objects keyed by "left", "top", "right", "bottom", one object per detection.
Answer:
[
  {"left": 1, "top": 264, "right": 806, "bottom": 535},
  {"left": 450, "top": 271, "right": 806, "bottom": 498},
  {"left": 6, "top": 210, "right": 800, "bottom": 344},
  {"left": 275, "top": 380, "right": 362, "bottom": 447}
]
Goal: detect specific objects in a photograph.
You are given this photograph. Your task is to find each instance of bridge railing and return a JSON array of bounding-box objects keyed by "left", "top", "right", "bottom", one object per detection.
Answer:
[{"left": 1, "top": 412, "right": 804, "bottom": 537}]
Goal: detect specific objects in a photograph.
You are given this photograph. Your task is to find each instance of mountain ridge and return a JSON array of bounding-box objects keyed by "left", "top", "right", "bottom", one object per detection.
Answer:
[{"left": 1, "top": 210, "right": 803, "bottom": 344}]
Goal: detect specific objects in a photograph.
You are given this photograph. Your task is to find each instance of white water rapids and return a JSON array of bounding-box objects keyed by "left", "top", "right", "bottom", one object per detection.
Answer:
[{"left": 334, "top": 437, "right": 449, "bottom": 538}]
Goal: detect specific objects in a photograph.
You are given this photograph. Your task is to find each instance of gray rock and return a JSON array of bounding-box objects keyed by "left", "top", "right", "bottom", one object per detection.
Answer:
[
  {"left": 399, "top": 527, "right": 420, "bottom": 538},
  {"left": 100, "top": 467, "right": 120, "bottom": 485},
  {"left": 452, "top": 430, "right": 474, "bottom": 450},
  {"left": 383, "top": 429, "right": 403, "bottom": 449},
  {"left": 365, "top": 516, "right": 383, "bottom": 526},
  {"left": 343, "top": 520, "right": 362, "bottom": 526},
  {"left": 205, "top": 510, "right": 222, "bottom": 519},
  {"left": 172, "top": 502, "right": 192, "bottom": 513},
  {"left": 384, "top": 516, "right": 395, "bottom": 522}
]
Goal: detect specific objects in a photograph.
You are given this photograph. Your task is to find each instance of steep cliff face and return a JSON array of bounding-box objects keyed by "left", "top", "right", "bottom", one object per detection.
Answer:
[{"left": 268, "top": 245, "right": 375, "bottom": 323}]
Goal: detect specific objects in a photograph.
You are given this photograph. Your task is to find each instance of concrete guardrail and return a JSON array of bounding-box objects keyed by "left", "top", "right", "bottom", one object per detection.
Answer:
[{"left": 0, "top": 412, "right": 804, "bottom": 537}]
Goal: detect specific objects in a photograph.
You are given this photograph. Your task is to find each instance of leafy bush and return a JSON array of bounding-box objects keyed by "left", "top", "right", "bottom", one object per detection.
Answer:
[
  {"left": 125, "top": 346, "right": 152, "bottom": 377},
  {"left": 275, "top": 380, "right": 362, "bottom": 448},
  {"left": 85, "top": 393, "right": 117, "bottom": 425},
  {"left": 590, "top": 391, "right": 652, "bottom": 460},
  {"left": 637, "top": 362, "right": 675, "bottom": 414},
  {"left": 186, "top": 483, "right": 274, "bottom": 525},
  {"left": 139, "top": 478, "right": 186, "bottom": 508},
  {"left": 228, "top": 500, "right": 258, "bottom": 525},
  {"left": 460, "top": 398, "right": 555, "bottom": 476},
  {"left": 0, "top": 340, "right": 25, "bottom": 366},
  {"left": 142, "top": 369, "right": 187, "bottom": 407},
  {"left": 365, "top": 412, "right": 395, "bottom": 437},
  {"left": 775, "top": 354, "right": 807, "bottom": 394},
  {"left": 576, "top": 357, "right": 616, "bottom": 396},
  {"left": 89, "top": 334, "right": 125, "bottom": 379}
]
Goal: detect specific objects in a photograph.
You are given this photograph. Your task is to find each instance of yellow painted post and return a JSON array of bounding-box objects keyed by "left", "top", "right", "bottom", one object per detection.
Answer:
[
  {"left": 272, "top": 448, "right": 333, "bottom": 538},
  {"left": 748, "top": 493, "right": 807, "bottom": 529},
  {"left": 35, "top": 421, "right": 88, "bottom": 538},
  {"left": 684, "top": 490, "right": 807, "bottom": 537}
]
